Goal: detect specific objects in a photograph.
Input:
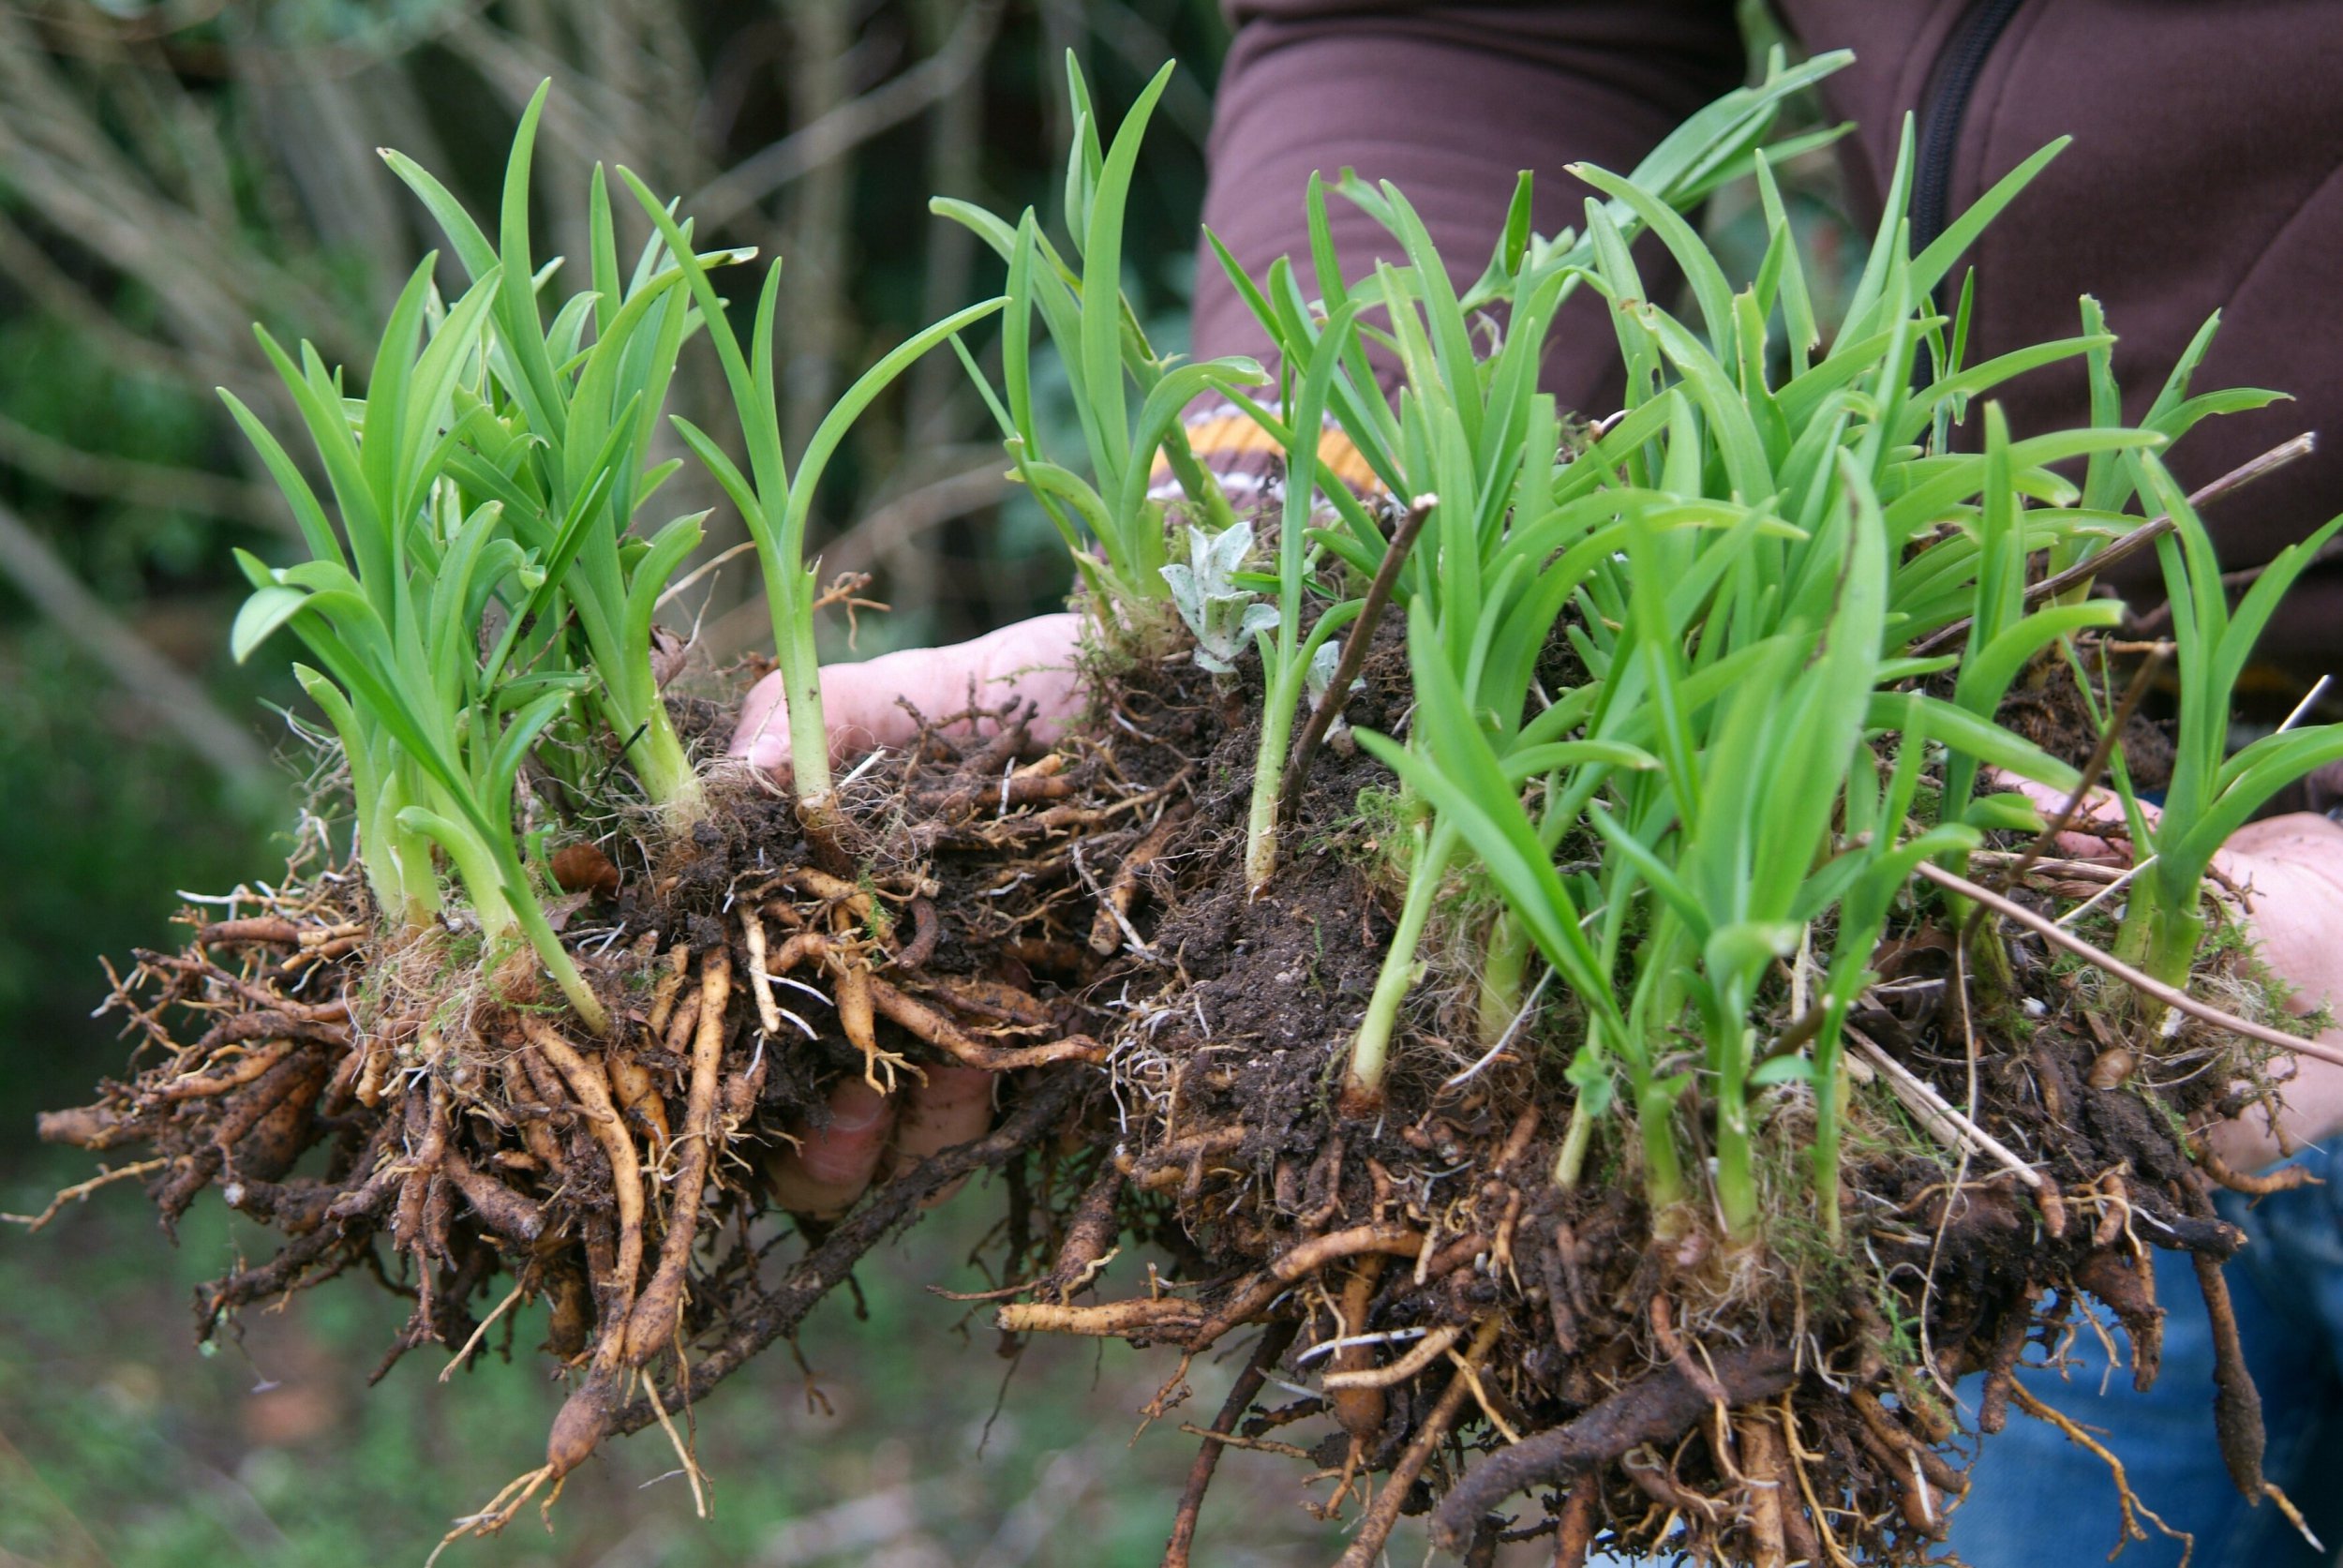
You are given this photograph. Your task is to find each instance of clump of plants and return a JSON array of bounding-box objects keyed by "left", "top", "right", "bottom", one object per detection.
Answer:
[{"left": 27, "top": 55, "right": 2343, "bottom": 1567}]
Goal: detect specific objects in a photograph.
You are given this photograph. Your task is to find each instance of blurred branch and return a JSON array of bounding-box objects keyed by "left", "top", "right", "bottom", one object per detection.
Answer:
[
  {"left": 252, "top": 70, "right": 414, "bottom": 314},
  {"left": 0, "top": 411, "right": 283, "bottom": 531},
  {"left": 444, "top": 8, "right": 708, "bottom": 187},
  {"left": 1087, "top": 0, "right": 1215, "bottom": 142},
  {"left": 0, "top": 206, "right": 233, "bottom": 390},
  {"left": 688, "top": 0, "right": 1003, "bottom": 231},
  {"left": 1037, "top": 0, "right": 1087, "bottom": 155},
  {"left": 826, "top": 455, "right": 1011, "bottom": 580},
  {"left": 0, "top": 17, "right": 367, "bottom": 365},
  {"left": 0, "top": 496, "right": 269, "bottom": 787},
  {"left": 15, "top": 0, "right": 490, "bottom": 81},
  {"left": 0, "top": 0, "right": 1222, "bottom": 700},
  {"left": 906, "top": 0, "right": 989, "bottom": 448},
  {"left": 775, "top": 0, "right": 856, "bottom": 452},
  {"left": 697, "top": 455, "right": 1010, "bottom": 664}
]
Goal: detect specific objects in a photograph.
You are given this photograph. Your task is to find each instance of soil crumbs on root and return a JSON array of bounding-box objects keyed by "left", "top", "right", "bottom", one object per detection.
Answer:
[
  {"left": 25, "top": 631, "right": 2319, "bottom": 1566},
  {"left": 998, "top": 638, "right": 2305, "bottom": 1567}
]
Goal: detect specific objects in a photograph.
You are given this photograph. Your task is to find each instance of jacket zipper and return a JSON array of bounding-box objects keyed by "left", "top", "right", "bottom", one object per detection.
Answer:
[
  {"left": 1912, "top": 0, "right": 2026, "bottom": 253},
  {"left": 1910, "top": 0, "right": 2024, "bottom": 374}
]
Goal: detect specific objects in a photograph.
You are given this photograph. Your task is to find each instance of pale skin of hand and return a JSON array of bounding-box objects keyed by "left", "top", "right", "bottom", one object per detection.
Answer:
[
  {"left": 2203, "top": 814, "right": 2343, "bottom": 1167},
  {"left": 739, "top": 610, "right": 2343, "bottom": 1204},
  {"left": 732, "top": 613, "right": 1084, "bottom": 1217},
  {"left": 2006, "top": 779, "right": 2343, "bottom": 1172}
]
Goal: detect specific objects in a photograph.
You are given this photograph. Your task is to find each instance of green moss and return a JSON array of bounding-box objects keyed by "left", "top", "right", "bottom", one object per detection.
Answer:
[{"left": 1868, "top": 1271, "right": 1924, "bottom": 1368}]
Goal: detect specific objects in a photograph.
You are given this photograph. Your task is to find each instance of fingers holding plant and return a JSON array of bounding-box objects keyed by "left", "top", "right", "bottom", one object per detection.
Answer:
[
  {"left": 1995, "top": 768, "right": 2343, "bottom": 1168},
  {"left": 729, "top": 615, "right": 1080, "bottom": 1217},
  {"left": 729, "top": 612, "right": 1085, "bottom": 776},
  {"left": 42, "top": 47, "right": 2343, "bottom": 1568},
  {"left": 2197, "top": 813, "right": 2343, "bottom": 1166}
]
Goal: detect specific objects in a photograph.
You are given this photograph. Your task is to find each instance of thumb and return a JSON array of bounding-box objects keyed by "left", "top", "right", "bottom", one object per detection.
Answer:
[
  {"left": 731, "top": 612, "right": 1084, "bottom": 775},
  {"left": 1989, "top": 769, "right": 2156, "bottom": 858}
]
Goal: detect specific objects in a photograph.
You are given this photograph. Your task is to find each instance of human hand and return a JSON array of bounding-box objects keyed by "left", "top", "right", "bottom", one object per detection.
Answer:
[
  {"left": 2003, "top": 776, "right": 2343, "bottom": 1171},
  {"left": 2200, "top": 813, "right": 2343, "bottom": 1170},
  {"left": 734, "top": 612, "right": 1086, "bottom": 1217},
  {"left": 732, "top": 611, "right": 1086, "bottom": 777}
]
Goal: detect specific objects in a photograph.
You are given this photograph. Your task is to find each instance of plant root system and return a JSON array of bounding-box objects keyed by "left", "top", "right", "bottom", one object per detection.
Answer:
[{"left": 31, "top": 640, "right": 2319, "bottom": 1565}]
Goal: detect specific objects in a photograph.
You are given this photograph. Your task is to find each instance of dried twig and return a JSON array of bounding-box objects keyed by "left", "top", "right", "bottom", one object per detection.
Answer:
[
  {"left": 1844, "top": 1026, "right": 2043, "bottom": 1187},
  {"left": 1917, "top": 860, "right": 2343, "bottom": 1067},
  {"left": 1981, "top": 646, "right": 2166, "bottom": 906},
  {"left": 686, "top": 0, "right": 1004, "bottom": 228},
  {"left": 1911, "top": 434, "right": 2316, "bottom": 659},
  {"left": 1277, "top": 496, "right": 1431, "bottom": 825},
  {"left": 0, "top": 496, "right": 268, "bottom": 785},
  {"left": 1162, "top": 1322, "right": 1298, "bottom": 1568}
]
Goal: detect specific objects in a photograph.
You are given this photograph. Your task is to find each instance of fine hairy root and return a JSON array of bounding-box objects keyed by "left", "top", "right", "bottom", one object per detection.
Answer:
[
  {"left": 1428, "top": 1346, "right": 1797, "bottom": 1551},
  {"left": 950, "top": 639, "right": 2297, "bottom": 1567},
  {"left": 2012, "top": 1384, "right": 2197, "bottom": 1564},
  {"left": 33, "top": 647, "right": 2310, "bottom": 1567}
]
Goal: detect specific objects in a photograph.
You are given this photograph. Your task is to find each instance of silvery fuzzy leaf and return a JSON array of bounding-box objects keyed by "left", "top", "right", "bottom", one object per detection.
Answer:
[
  {"left": 1164, "top": 520, "right": 1275, "bottom": 673},
  {"left": 1158, "top": 560, "right": 1200, "bottom": 607},
  {"left": 1201, "top": 518, "right": 1255, "bottom": 584},
  {"left": 1192, "top": 601, "right": 1280, "bottom": 673},
  {"left": 1203, "top": 593, "right": 1279, "bottom": 670},
  {"left": 1306, "top": 639, "right": 1347, "bottom": 704},
  {"left": 1192, "top": 643, "right": 1238, "bottom": 674},
  {"left": 1305, "top": 636, "right": 1362, "bottom": 743}
]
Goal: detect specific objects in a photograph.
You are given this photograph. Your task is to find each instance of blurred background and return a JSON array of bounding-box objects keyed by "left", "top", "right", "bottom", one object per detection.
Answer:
[
  {"left": 0, "top": 3, "right": 1836, "bottom": 1561},
  {"left": 0, "top": 0, "right": 1226, "bottom": 1125}
]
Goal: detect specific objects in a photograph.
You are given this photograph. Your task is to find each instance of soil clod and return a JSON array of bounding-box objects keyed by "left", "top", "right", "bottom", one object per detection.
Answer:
[{"left": 29, "top": 625, "right": 2312, "bottom": 1565}]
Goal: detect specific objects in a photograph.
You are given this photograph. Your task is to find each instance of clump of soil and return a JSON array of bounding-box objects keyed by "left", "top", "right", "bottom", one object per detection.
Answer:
[
  {"left": 28, "top": 613, "right": 2318, "bottom": 1565},
  {"left": 1001, "top": 632, "right": 2308, "bottom": 1566},
  {"left": 1999, "top": 657, "right": 2175, "bottom": 796}
]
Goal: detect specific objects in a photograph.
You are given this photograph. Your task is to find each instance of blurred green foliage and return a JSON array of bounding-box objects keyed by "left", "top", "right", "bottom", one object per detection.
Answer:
[
  {"left": 0, "top": 0, "right": 1229, "bottom": 1137},
  {"left": 0, "top": 274, "right": 296, "bottom": 1118},
  {"left": 0, "top": 635, "right": 277, "bottom": 1119},
  {"left": 1, "top": 1157, "right": 1381, "bottom": 1567},
  {"left": 0, "top": 9, "right": 1857, "bottom": 1561},
  {"left": 0, "top": 7, "right": 1262, "bottom": 1561}
]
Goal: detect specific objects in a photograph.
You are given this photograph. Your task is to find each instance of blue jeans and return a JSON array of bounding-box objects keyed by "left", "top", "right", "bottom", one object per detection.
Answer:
[{"left": 1948, "top": 1145, "right": 2343, "bottom": 1567}]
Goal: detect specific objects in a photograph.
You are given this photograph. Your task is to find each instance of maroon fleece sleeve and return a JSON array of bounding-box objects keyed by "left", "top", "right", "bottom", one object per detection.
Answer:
[{"left": 1193, "top": 1, "right": 1745, "bottom": 417}]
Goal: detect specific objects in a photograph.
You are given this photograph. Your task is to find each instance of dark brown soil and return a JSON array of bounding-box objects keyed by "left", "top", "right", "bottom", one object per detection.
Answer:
[
  {"left": 28, "top": 609, "right": 2308, "bottom": 1566},
  {"left": 1997, "top": 653, "right": 2175, "bottom": 794}
]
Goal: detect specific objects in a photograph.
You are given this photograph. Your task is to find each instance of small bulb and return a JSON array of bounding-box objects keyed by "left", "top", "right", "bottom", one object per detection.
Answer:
[{"left": 2087, "top": 1049, "right": 2138, "bottom": 1089}]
